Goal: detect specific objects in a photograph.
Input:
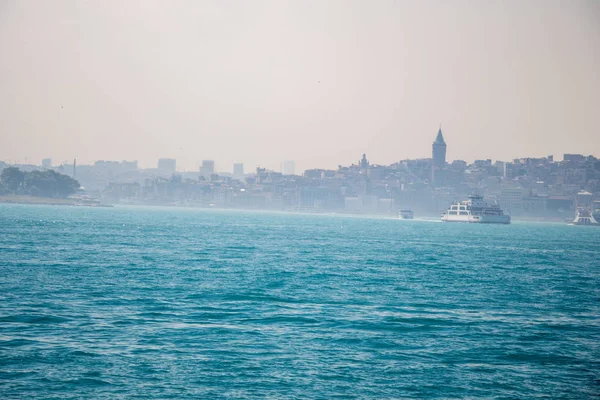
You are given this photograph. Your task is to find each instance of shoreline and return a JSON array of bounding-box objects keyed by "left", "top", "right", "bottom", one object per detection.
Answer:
[
  {"left": 0, "top": 195, "right": 112, "bottom": 207},
  {"left": 0, "top": 197, "right": 573, "bottom": 223}
]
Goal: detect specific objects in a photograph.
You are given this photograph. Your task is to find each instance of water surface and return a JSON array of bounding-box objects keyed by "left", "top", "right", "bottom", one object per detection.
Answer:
[{"left": 1, "top": 205, "right": 599, "bottom": 398}]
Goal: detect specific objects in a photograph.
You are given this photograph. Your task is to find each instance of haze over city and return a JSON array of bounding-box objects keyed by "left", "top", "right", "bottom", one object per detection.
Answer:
[
  {"left": 2, "top": 2, "right": 600, "bottom": 399},
  {"left": 1, "top": 0, "right": 599, "bottom": 172}
]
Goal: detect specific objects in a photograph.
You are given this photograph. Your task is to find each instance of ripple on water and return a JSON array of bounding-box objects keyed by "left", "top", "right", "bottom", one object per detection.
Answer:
[{"left": 0, "top": 205, "right": 599, "bottom": 399}]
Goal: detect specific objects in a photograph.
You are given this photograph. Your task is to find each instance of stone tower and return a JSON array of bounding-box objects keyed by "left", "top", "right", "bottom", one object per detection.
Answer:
[{"left": 432, "top": 127, "right": 446, "bottom": 169}]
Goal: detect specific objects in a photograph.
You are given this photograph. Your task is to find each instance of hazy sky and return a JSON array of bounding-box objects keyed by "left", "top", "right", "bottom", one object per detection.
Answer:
[{"left": 1, "top": 0, "right": 599, "bottom": 172}]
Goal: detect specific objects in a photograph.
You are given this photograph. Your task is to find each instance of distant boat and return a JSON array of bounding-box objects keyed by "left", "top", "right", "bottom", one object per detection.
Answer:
[
  {"left": 441, "top": 195, "right": 510, "bottom": 224},
  {"left": 569, "top": 207, "right": 600, "bottom": 226},
  {"left": 398, "top": 209, "right": 414, "bottom": 220}
]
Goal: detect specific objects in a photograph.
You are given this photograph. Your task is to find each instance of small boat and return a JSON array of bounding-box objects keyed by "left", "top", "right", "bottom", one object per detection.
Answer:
[
  {"left": 399, "top": 209, "right": 414, "bottom": 220},
  {"left": 569, "top": 207, "right": 600, "bottom": 226}
]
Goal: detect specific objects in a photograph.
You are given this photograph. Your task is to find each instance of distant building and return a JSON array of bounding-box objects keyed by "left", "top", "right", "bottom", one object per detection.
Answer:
[
  {"left": 121, "top": 160, "right": 138, "bottom": 171},
  {"left": 304, "top": 169, "right": 325, "bottom": 179},
  {"left": 499, "top": 186, "right": 524, "bottom": 213},
  {"left": 200, "top": 160, "right": 215, "bottom": 174},
  {"left": 546, "top": 196, "right": 574, "bottom": 213},
  {"left": 95, "top": 160, "right": 122, "bottom": 176},
  {"left": 503, "top": 162, "right": 515, "bottom": 179},
  {"left": 158, "top": 158, "right": 176, "bottom": 172},
  {"left": 233, "top": 163, "right": 244, "bottom": 180},
  {"left": 42, "top": 158, "right": 52, "bottom": 169},
  {"left": 473, "top": 159, "right": 492, "bottom": 168},
  {"left": 451, "top": 160, "right": 467, "bottom": 170},
  {"left": 344, "top": 194, "right": 382, "bottom": 213},
  {"left": 564, "top": 154, "right": 585, "bottom": 163},
  {"left": 283, "top": 160, "right": 295, "bottom": 175},
  {"left": 344, "top": 196, "right": 362, "bottom": 211}
]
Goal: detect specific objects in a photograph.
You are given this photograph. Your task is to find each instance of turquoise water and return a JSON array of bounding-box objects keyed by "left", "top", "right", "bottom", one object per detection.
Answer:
[{"left": 1, "top": 204, "right": 599, "bottom": 399}]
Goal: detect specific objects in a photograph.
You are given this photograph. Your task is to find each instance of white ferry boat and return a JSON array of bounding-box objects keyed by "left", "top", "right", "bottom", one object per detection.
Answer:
[
  {"left": 441, "top": 195, "right": 510, "bottom": 224},
  {"left": 570, "top": 207, "right": 600, "bottom": 226},
  {"left": 398, "top": 209, "right": 414, "bottom": 220}
]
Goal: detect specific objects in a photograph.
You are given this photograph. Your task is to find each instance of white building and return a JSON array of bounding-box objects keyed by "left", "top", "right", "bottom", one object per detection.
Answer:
[
  {"left": 158, "top": 158, "right": 176, "bottom": 172},
  {"left": 233, "top": 163, "right": 244, "bottom": 180},
  {"left": 200, "top": 160, "right": 215, "bottom": 175},
  {"left": 283, "top": 160, "right": 295, "bottom": 175}
]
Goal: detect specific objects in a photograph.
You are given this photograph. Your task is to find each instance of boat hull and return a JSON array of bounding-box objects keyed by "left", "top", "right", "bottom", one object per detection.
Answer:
[{"left": 442, "top": 214, "right": 510, "bottom": 224}]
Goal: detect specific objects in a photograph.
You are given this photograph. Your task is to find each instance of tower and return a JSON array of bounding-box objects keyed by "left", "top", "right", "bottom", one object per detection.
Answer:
[
  {"left": 432, "top": 127, "right": 446, "bottom": 168},
  {"left": 432, "top": 127, "right": 446, "bottom": 185},
  {"left": 73, "top": 158, "right": 77, "bottom": 178},
  {"left": 359, "top": 153, "right": 369, "bottom": 169}
]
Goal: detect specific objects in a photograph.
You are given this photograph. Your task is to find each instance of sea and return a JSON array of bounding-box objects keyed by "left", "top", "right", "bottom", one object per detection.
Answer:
[{"left": 0, "top": 204, "right": 599, "bottom": 399}]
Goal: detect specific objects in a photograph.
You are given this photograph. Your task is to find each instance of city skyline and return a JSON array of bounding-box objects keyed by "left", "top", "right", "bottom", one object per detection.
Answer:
[
  {"left": 3, "top": 119, "right": 599, "bottom": 173},
  {"left": 4, "top": 126, "right": 597, "bottom": 174},
  {"left": 5, "top": 151, "right": 600, "bottom": 175},
  {"left": 2, "top": 131, "right": 598, "bottom": 220},
  {"left": 1, "top": 1, "right": 599, "bottom": 172}
]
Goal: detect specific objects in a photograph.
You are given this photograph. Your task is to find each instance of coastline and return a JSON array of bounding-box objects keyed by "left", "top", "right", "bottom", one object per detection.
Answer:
[
  {"left": 0, "top": 197, "right": 575, "bottom": 224},
  {"left": 0, "top": 195, "right": 112, "bottom": 207}
]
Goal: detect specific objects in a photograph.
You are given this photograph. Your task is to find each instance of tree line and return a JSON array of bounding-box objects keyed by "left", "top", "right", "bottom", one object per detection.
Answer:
[{"left": 0, "top": 167, "right": 80, "bottom": 198}]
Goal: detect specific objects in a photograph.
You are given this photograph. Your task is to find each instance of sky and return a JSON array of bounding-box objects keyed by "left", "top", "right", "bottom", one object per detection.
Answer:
[{"left": 1, "top": 0, "right": 599, "bottom": 173}]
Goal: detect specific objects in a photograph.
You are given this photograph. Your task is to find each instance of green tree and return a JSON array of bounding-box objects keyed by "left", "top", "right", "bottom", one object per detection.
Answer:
[
  {"left": 0, "top": 167, "right": 25, "bottom": 193},
  {"left": 24, "top": 170, "right": 57, "bottom": 197},
  {"left": 1, "top": 168, "right": 80, "bottom": 198},
  {"left": 53, "top": 171, "right": 80, "bottom": 197}
]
